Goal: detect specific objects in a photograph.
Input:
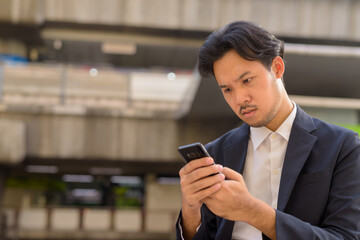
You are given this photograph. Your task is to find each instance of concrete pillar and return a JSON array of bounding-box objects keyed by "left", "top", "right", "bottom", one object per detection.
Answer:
[
  {"left": 144, "top": 173, "right": 181, "bottom": 232},
  {"left": 0, "top": 119, "right": 25, "bottom": 165}
]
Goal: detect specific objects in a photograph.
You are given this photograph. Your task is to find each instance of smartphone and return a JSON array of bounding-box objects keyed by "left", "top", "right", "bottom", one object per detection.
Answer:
[{"left": 177, "top": 142, "right": 210, "bottom": 163}]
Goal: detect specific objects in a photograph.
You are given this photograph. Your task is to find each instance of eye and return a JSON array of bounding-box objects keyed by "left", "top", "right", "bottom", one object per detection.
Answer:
[
  {"left": 243, "top": 78, "right": 252, "bottom": 84},
  {"left": 223, "top": 88, "right": 232, "bottom": 94}
]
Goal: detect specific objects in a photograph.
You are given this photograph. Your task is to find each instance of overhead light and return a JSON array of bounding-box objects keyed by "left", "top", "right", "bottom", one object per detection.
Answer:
[
  {"left": 26, "top": 165, "right": 58, "bottom": 174},
  {"left": 110, "top": 176, "right": 142, "bottom": 185},
  {"left": 53, "top": 40, "right": 62, "bottom": 50},
  {"left": 62, "top": 174, "right": 94, "bottom": 183},
  {"left": 89, "top": 68, "right": 98, "bottom": 77},
  {"left": 101, "top": 42, "right": 137, "bottom": 55},
  {"left": 167, "top": 72, "right": 176, "bottom": 81},
  {"left": 72, "top": 189, "right": 100, "bottom": 198}
]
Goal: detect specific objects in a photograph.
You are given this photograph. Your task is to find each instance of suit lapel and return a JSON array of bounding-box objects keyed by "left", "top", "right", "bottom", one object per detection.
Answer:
[
  {"left": 216, "top": 124, "right": 250, "bottom": 240},
  {"left": 277, "top": 106, "right": 317, "bottom": 211},
  {"left": 223, "top": 124, "right": 250, "bottom": 173}
]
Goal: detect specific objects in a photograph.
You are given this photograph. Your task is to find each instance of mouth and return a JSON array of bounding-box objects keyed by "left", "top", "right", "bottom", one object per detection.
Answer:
[{"left": 240, "top": 108, "right": 256, "bottom": 118}]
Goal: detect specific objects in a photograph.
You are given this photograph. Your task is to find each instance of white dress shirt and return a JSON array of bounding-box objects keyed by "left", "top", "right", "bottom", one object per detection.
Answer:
[{"left": 232, "top": 105, "right": 297, "bottom": 240}]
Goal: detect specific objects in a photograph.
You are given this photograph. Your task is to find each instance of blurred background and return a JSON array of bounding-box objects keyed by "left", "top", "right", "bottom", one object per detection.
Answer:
[{"left": 0, "top": 0, "right": 359, "bottom": 239}]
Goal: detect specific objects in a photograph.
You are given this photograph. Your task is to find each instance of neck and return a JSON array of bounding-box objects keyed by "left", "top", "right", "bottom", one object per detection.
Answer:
[{"left": 266, "top": 95, "right": 293, "bottom": 132}]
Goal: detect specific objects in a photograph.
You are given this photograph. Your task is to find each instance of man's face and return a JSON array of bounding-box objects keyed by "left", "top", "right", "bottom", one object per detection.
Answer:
[{"left": 213, "top": 49, "right": 287, "bottom": 131}]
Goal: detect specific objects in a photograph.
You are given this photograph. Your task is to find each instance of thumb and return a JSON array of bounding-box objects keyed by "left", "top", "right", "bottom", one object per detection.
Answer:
[{"left": 221, "top": 167, "right": 243, "bottom": 181}]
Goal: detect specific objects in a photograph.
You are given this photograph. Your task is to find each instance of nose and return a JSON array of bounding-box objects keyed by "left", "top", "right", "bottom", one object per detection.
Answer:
[{"left": 234, "top": 88, "right": 250, "bottom": 105}]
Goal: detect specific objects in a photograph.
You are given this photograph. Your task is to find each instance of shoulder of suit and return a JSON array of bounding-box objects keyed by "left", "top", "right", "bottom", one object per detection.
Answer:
[
  {"left": 295, "top": 106, "right": 358, "bottom": 139},
  {"left": 205, "top": 124, "right": 249, "bottom": 152}
]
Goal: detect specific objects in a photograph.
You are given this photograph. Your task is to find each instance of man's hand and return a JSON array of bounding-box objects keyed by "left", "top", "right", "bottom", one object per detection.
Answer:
[
  {"left": 180, "top": 157, "right": 225, "bottom": 210},
  {"left": 203, "top": 167, "right": 253, "bottom": 221},
  {"left": 204, "top": 167, "right": 277, "bottom": 239},
  {"left": 179, "top": 157, "right": 225, "bottom": 239}
]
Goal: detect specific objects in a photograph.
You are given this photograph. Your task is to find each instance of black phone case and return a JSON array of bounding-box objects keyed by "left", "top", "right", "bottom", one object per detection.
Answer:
[{"left": 177, "top": 142, "right": 210, "bottom": 163}]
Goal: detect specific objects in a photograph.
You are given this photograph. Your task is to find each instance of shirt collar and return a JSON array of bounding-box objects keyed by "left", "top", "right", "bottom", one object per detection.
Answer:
[
  {"left": 250, "top": 125, "right": 272, "bottom": 150},
  {"left": 276, "top": 103, "right": 297, "bottom": 141},
  {"left": 250, "top": 102, "right": 297, "bottom": 149}
]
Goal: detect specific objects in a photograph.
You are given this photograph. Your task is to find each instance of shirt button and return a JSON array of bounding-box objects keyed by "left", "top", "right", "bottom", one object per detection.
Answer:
[{"left": 273, "top": 168, "right": 279, "bottom": 175}]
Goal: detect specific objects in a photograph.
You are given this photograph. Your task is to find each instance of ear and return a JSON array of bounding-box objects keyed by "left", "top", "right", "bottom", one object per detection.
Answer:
[{"left": 271, "top": 56, "right": 285, "bottom": 79}]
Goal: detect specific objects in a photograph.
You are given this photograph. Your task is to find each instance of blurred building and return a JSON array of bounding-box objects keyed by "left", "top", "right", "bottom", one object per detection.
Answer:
[{"left": 0, "top": 0, "right": 359, "bottom": 239}]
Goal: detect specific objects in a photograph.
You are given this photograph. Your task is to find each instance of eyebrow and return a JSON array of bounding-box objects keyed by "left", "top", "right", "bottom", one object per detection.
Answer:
[{"left": 219, "top": 71, "right": 251, "bottom": 88}]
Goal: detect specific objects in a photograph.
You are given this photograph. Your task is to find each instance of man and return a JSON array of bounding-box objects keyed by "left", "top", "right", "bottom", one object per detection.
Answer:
[{"left": 176, "top": 21, "right": 360, "bottom": 240}]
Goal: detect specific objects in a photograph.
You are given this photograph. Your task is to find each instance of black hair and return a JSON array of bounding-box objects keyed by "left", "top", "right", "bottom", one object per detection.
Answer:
[{"left": 198, "top": 21, "right": 284, "bottom": 78}]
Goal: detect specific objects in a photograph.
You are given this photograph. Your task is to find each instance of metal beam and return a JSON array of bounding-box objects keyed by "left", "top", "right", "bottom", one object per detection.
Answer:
[{"left": 290, "top": 95, "right": 360, "bottom": 110}]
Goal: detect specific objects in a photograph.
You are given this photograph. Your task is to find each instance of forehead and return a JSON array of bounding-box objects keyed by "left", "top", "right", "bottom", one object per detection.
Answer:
[{"left": 213, "top": 50, "right": 266, "bottom": 81}]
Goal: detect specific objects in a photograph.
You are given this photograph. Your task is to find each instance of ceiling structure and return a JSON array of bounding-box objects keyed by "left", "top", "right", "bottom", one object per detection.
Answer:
[{"left": 2, "top": 21, "right": 360, "bottom": 121}]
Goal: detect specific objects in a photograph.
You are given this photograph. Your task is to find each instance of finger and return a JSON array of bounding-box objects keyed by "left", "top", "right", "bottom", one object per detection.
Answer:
[
  {"left": 181, "top": 171, "right": 224, "bottom": 197},
  {"left": 221, "top": 167, "right": 243, "bottom": 181},
  {"left": 181, "top": 173, "right": 224, "bottom": 208},
  {"left": 190, "top": 182, "right": 222, "bottom": 203},
  {"left": 179, "top": 157, "right": 214, "bottom": 176},
  {"left": 187, "top": 172, "right": 225, "bottom": 194},
  {"left": 185, "top": 164, "right": 223, "bottom": 185}
]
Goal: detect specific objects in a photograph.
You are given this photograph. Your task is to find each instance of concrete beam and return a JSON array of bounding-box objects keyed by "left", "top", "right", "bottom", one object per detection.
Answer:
[
  {"left": 1, "top": 0, "right": 360, "bottom": 41},
  {"left": 0, "top": 111, "right": 237, "bottom": 163}
]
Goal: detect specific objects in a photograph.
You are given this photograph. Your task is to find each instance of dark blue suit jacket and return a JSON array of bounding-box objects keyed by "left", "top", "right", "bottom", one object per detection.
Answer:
[{"left": 176, "top": 106, "right": 360, "bottom": 239}]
